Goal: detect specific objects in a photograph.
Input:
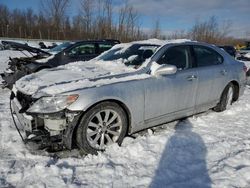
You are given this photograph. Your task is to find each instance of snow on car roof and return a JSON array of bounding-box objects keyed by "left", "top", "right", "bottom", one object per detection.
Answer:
[{"left": 107, "top": 38, "right": 191, "bottom": 51}]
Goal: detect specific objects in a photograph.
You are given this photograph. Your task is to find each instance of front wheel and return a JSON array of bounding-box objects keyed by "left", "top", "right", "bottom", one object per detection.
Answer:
[
  {"left": 76, "top": 102, "right": 128, "bottom": 155},
  {"left": 213, "top": 83, "right": 234, "bottom": 112}
]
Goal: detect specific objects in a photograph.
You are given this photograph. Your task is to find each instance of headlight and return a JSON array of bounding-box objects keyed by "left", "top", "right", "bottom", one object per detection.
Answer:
[{"left": 27, "top": 94, "right": 78, "bottom": 114}]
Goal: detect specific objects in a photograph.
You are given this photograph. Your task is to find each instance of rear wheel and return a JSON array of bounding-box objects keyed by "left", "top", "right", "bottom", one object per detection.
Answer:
[
  {"left": 213, "top": 83, "right": 234, "bottom": 112},
  {"left": 76, "top": 102, "right": 128, "bottom": 155}
]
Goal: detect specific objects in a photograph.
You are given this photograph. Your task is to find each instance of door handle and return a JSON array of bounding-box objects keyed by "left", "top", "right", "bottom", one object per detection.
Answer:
[
  {"left": 220, "top": 70, "right": 227, "bottom": 75},
  {"left": 186, "top": 75, "right": 197, "bottom": 81}
]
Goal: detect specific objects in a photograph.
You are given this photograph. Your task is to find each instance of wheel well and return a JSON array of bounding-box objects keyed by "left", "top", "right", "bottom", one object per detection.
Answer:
[
  {"left": 230, "top": 80, "right": 239, "bottom": 101},
  {"left": 104, "top": 99, "right": 132, "bottom": 134},
  {"left": 71, "top": 99, "right": 132, "bottom": 148}
]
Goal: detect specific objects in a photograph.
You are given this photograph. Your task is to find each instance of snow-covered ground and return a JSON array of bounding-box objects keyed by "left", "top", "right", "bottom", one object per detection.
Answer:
[{"left": 1, "top": 50, "right": 250, "bottom": 188}]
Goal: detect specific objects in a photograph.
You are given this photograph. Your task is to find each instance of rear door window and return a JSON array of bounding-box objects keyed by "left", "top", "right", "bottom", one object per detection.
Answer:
[
  {"left": 68, "top": 44, "right": 96, "bottom": 56},
  {"left": 99, "top": 44, "right": 114, "bottom": 53},
  {"left": 193, "top": 45, "right": 223, "bottom": 67}
]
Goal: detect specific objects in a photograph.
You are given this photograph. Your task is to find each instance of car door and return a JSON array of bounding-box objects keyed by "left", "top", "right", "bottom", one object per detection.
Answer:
[
  {"left": 192, "top": 45, "right": 228, "bottom": 111},
  {"left": 144, "top": 45, "right": 198, "bottom": 124}
]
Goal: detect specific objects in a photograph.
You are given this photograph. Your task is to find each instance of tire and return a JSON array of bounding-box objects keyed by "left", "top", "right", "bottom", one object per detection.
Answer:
[
  {"left": 76, "top": 102, "right": 128, "bottom": 155},
  {"left": 213, "top": 83, "right": 234, "bottom": 112}
]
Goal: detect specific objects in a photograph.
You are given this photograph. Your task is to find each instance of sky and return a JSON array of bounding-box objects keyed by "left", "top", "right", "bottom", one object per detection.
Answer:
[{"left": 1, "top": 0, "right": 250, "bottom": 38}]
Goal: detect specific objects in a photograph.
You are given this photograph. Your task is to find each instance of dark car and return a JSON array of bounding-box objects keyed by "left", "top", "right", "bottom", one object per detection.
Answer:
[
  {"left": 218, "top": 45, "right": 236, "bottom": 57},
  {"left": 0, "top": 39, "right": 120, "bottom": 89}
]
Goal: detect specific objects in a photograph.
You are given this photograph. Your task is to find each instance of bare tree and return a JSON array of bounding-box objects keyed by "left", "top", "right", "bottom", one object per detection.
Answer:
[
  {"left": 1, "top": 2, "right": 239, "bottom": 44},
  {"left": 167, "top": 29, "right": 187, "bottom": 39},
  {"left": 40, "top": 0, "right": 70, "bottom": 39},
  {"left": 189, "top": 16, "right": 231, "bottom": 44},
  {"left": 0, "top": 5, "right": 10, "bottom": 36},
  {"left": 117, "top": 1, "right": 141, "bottom": 41},
  {"left": 117, "top": 2, "right": 128, "bottom": 40},
  {"left": 152, "top": 18, "right": 161, "bottom": 38},
  {"left": 80, "top": 0, "right": 94, "bottom": 37},
  {"left": 104, "top": 0, "right": 113, "bottom": 38}
]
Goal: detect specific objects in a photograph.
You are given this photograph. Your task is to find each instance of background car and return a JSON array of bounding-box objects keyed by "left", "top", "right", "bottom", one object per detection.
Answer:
[
  {"left": 218, "top": 45, "right": 236, "bottom": 57},
  {"left": 237, "top": 47, "right": 250, "bottom": 61},
  {"left": 11, "top": 40, "right": 246, "bottom": 155},
  {"left": 1, "top": 39, "right": 120, "bottom": 88}
]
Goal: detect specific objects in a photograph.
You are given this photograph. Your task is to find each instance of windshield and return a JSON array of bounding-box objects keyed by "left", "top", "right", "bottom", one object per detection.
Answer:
[
  {"left": 48, "top": 42, "right": 74, "bottom": 53},
  {"left": 97, "top": 44, "right": 159, "bottom": 68}
]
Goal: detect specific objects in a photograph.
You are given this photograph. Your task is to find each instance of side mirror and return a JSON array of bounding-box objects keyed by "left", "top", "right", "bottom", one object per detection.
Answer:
[{"left": 151, "top": 62, "right": 177, "bottom": 76}]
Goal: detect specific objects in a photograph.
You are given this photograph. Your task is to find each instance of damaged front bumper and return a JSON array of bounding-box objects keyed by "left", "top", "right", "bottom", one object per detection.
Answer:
[{"left": 10, "top": 93, "right": 82, "bottom": 152}]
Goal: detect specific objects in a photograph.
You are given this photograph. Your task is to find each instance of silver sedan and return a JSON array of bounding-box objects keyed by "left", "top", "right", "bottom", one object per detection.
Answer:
[{"left": 11, "top": 40, "right": 247, "bottom": 154}]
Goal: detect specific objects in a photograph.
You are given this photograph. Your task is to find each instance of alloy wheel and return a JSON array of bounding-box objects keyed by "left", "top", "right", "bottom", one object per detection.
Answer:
[{"left": 86, "top": 109, "right": 122, "bottom": 150}]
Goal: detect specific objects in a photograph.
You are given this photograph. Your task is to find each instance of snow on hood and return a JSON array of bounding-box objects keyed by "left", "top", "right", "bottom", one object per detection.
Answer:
[
  {"left": 15, "top": 59, "right": 148, "bottom": 96},
  {"left": 15, "top": 38, "right": 192, "bottom": 97}
]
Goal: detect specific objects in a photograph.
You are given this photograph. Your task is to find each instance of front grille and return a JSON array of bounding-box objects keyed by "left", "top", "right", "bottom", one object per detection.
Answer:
[{"left": 16, "top": 91, "right": 33, "bottom": 109}]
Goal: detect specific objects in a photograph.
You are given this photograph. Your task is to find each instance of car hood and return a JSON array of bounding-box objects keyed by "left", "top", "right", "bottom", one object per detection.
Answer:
[
  {"left": 1, "top": 41, "right": 51, "bottom": 56},
  {"left": 15, "top": 59, "right": 150, "bottom": 97}
]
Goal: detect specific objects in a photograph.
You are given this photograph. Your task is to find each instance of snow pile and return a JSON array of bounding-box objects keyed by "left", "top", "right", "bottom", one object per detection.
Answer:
[{"left": 98, "top": 38, "right": 191, "bottom": 59}]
